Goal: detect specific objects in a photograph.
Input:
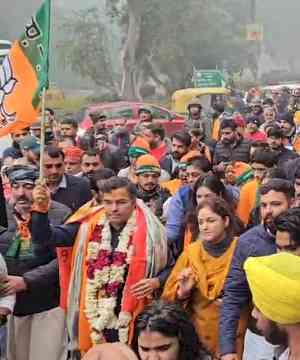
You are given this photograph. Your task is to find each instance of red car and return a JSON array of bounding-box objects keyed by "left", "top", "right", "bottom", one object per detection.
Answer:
[{"left": 78, "top": 101, "right": 185, "bottom": 135}]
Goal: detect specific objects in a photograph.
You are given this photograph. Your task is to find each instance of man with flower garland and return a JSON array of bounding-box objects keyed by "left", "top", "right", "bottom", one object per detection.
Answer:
[{"left": 30, "top": 177, "right": 170, "bottom": 357}]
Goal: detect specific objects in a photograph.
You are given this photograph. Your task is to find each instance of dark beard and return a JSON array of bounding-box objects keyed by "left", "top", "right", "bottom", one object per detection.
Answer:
[
  {"left": 222, "top": 138, "right": 234, "bottom": 145},
  {"left": 172, "top": 151, "right": 181, "bottom": 160},
  {"left": 265, "top": 321, "right": 288, "bottom": 346},
  {"left": 137, "top": 185, "right": 159, "bottom": 202},
  {"left": 263, "top": 217, "right": 277, "bottom": 236}
]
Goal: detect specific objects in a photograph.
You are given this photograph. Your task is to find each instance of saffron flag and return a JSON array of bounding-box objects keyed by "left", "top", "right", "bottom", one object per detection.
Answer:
[{"left": 0, "top": 0, "right": 50, "bottom": 137}]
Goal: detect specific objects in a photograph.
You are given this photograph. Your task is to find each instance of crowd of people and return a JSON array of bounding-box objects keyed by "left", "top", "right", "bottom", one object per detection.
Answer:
[{"left": 0, "top": 88, "right": 300, "bottom": 360}]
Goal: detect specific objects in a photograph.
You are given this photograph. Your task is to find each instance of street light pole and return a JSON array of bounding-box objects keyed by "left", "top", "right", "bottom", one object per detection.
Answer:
[{"left": 250, "top": 0, "right": 256, "bottom": 22}]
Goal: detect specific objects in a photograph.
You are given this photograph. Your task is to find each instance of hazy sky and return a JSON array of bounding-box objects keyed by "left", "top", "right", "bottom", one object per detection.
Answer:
[
  {"left": 2, "top": 0, "right": 300, "bottom": 84},
  {"left": 0, "top": 0, "right": 99, "bottom": 39}
]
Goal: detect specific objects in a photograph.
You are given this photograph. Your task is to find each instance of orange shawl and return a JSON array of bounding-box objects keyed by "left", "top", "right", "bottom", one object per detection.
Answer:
[
  {"left": 161, "top": 179, "right": 182, "bottom": 196},
  {"left": 57, "top": 201, "right": 103, "bottom": 309},
  {"left": 58, "top": 200, "right": 168, "bottom": 353}
]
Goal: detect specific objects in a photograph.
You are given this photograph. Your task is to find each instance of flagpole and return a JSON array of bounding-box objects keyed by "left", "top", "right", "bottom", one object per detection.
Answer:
[{"left": 39, "top": 87, "right": 46, "bottom": 183}]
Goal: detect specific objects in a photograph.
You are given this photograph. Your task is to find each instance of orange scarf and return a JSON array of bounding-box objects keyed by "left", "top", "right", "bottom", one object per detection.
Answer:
[
  {"left": 57, "top": 201, "right": 103, "bottom": 309},
  {"left": 57, "top": 200, "right": 167, "bottom": 353}
]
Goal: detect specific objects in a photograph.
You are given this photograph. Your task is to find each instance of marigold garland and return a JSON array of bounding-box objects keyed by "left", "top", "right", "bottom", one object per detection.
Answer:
[{"left": 85, "top": 210, "right": 136, "bottom": 344}]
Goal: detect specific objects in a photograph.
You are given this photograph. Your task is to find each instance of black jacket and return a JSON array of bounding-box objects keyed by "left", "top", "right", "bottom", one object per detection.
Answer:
[
  {"left": 160, "top": 155, "right": 176, "bottom": 177},
  {"left": 213, "top": 138, "right": 251, "bottom": 165},
  {"left": 284, "top": 156, "right": 300, "bottom": 181},
  {"left": 274, "top": 147, "right": 298, "bottom": 167},
  {"left": 51, "top": 174, "right": 92, "bottom": 212},
  {"left": 136, "top": 186, "right": 171, "bottom": 220},
  {"left": 3, "top": 143, "right": 22, "bottom": 160},
  {"left": 0, "top": 201, "right": 71, "bottom": 316},
  {"left": 100, "top": 145, "right": 128, "bottom": 173}
]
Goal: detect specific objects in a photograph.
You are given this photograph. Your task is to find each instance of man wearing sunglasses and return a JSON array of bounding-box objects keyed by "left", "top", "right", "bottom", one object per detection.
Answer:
[{"left": 43, "top": 146, "right": 92, "bottom": 212}]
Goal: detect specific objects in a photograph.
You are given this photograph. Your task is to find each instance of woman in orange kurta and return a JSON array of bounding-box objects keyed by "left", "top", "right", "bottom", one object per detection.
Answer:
[{"left": 163, "top": 197, "right": 248, "bottom": 359}]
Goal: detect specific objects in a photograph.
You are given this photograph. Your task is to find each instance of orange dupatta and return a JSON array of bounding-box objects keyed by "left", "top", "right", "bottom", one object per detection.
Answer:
[{"left": 57, "top": 201, "right": 103, "bottom": 309}]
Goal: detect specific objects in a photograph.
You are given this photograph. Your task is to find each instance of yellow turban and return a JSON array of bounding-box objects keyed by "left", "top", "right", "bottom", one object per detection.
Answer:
[{"left": 244, "top": 253, "right": 300, "bottom": 325}]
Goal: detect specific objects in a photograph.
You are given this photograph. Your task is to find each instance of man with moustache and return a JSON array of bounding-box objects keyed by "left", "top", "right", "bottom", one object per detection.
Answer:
[
  {"left": 160, "top": 132, "right": 191, "bottom": 177},
  {"left": 30, "top": 177, "right": 169, "bottom": 357},
  {"left": 0, "top": 165, "right": 71, "bottom": 360},
  {"left": 134, "top": 154, "right": 171, "bottom": 220},
  {"left": 43, "top": 146, "right": 92, "bottom": 212},
  {"left": 213, "top": 118, "right": 251, "bottom": 169},
  {"left": 110, "top": 118, "right": 132, "bottom": 167},
  {"left": 80, "top": 149, "right": 104, "bottom": 180},
  {"left": 266, "top": 126, "right": 298, "bottom": 167},
  {"left": 220, "top": 179, "right": 295, "bottom": 360},
  {"left": 142, "top": 124, "right": 168, "bottom": 163}
]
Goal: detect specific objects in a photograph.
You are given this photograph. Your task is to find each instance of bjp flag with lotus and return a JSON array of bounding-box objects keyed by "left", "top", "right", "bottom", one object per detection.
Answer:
[{"left": 0, "top": 0, "right": 50, "bottom": 137}]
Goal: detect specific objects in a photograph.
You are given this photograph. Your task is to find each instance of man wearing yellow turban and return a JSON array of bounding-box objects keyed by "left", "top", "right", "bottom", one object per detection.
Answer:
[{"left": 245, "top": 253, "right": 300, "bottom": 360}]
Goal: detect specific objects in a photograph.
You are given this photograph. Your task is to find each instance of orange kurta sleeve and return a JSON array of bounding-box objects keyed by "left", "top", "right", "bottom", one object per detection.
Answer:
[
  {"left": 236, "top": 180, "right": 258, "bottom": 225},
  {"left": 294, "top": 136, "right": 300, "bottom": 154},
  {"left": 212, "top": 117, "right": 221, "bottom": 141},
  {"left": 162, "top": 250, "right": 190, "bottom": 301}
]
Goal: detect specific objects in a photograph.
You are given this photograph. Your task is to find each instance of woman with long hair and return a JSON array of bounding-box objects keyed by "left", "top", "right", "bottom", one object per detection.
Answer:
[
  {"left": 134, "top": 300, "right": 210, "bottom": 360},
  {"left": 163, "top": 197, "right": 248, "bottom": 359},
  {"left": 184, "top": 175, "right": 242, "bottom": 249},
  {"left": 83, "top": 301, "right": 210, "bottom": 360}
]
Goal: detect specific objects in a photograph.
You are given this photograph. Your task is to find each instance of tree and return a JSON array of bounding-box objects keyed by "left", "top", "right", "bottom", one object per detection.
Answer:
[
  {"left": 120, "top": 0, "right": 145, "bottom": 100},
  {"left": 57, "top": 0, "right": 251, "bottom": 99},
  {"left": 58, "top": 7, "right": 120, "bottom": 96}
]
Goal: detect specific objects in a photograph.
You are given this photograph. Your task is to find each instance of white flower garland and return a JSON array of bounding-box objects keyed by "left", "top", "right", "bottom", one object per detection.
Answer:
[{"left": 85, "top": 210, "right": 137, "bottom": 344}]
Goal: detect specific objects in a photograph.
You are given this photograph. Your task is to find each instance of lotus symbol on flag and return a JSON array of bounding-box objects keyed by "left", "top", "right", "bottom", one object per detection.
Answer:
[{"left": 0, "top": 56, "right": 17, "bottom": 124}]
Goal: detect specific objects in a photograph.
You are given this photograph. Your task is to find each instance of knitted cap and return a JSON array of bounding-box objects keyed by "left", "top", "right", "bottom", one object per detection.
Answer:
[
  {"left": 244, "top": 252, "right": 300, "bottom": 325},
  {"left": 230, "top": 161, "right": 253, "bottom": 187},
  {"left": 19, "top": 136, "right": 40, "bottom": 153},
  {"left": 6, "top": 164, "right": 39, "bottom": 184},
  {"left": 128, "top": 137, "right": 150, "bottom": 158},
  {"left": 135, "top": 154, "right": 161, "bottom": 175},
  {"left": 63, "top": 146, "right": 84, "bottom": 162}
]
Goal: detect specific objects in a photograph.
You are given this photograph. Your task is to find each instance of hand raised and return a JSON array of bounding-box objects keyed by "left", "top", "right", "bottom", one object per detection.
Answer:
[
  {"left": 32, "top": 182, "right": 50, "bottom": 212},
  {"left": 177, "top": 268, "right": 196, "bottom": 300}
]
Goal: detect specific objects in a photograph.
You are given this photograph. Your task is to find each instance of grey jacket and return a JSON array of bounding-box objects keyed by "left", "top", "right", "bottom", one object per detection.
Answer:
[{"left": 0, "top": 201, "right": 71, "bottom": 316}]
